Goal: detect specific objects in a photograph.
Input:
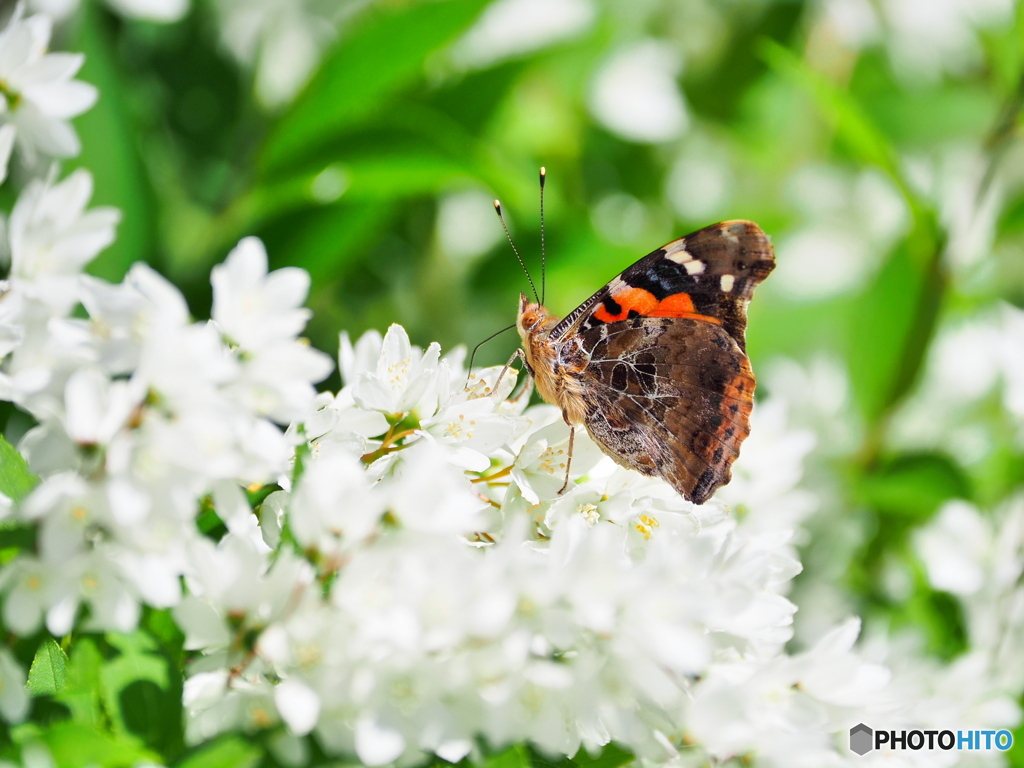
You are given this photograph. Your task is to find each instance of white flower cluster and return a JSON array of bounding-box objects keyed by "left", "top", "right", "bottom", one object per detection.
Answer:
[
  {"left": 176, "top": 322, "right": 823, "bottom": 765},
  {"left": 0, "top": 170, "right": 332, "bottom": 639},
  {"left": 0, "top": 157, "right": 903, "bottom": 764},
  {"left": 0, "top": 174, "right": 1016, "bottom": 768}
]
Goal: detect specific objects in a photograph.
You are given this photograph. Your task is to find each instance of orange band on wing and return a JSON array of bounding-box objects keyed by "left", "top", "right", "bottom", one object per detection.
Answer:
[
  {"left": 593, "top": 288, "right": 722, "bottom": 325},
  {"left": 653, "top": 292, "right": 695, "bottom": 314},
  {"left": 649, "top": 292, "right": 722, "bottom": 324},
  {"left": 593, "top": 287, "right": 658, "bottom": 322}
]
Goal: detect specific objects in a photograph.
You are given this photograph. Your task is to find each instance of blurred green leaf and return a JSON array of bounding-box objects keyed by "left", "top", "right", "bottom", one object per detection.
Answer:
[
  {"left": 55, "top": 639, "right": 105, "bottom": 727},
  {"left": 895, "top": 585, "right": 968, "bottom": 661},
  {"left": 761, "top": 40, "right": 901, "bottom": 180},
  {"left": 69, "top": 3, "right": 158, "bottom": 281},
  {"left": 486, "top": 744, "right": 533, "bottom": 768},
  {"left": 760, "top": 39, "right": 938, "bottom": 233},
  {"left": 861, "top": 453, "right": 972, "bottom": 520},
  {"left": 39, "top": 721, "right": 157, "bottom": 768},
  {"left": 0, "top": 435, "right": 37, "bottom": 504},
  {"left": 567, "top": 744, "right": 634, "bottom": 768},
  {"left": 847, "top": 234, "right": 945, "bottom": 425},
  {"left": 686, "top": 2, "right": 804, "bottom": 121},
  {"left": 27, "top": 639, "right": 69, "bottom": 697},
  {"left": 174, "top": 735, "right": 261, "bottom": 768},
  {"left": 100, "top": 632, "right": 170, "bottom": 740},
  {"left": 260, "top": 0, "right": 491, "bottom": 174},
  {"left": 264, "top": 200, "right": 397, "bottom": 288}
]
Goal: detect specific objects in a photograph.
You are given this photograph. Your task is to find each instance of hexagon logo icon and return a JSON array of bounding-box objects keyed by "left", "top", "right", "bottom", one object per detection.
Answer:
[{"left": 850, "top": 723, "right": 873, "bottom": 755}]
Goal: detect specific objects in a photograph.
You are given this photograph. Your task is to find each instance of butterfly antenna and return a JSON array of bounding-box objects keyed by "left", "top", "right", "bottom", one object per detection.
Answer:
[
  {"left": 539, "top": 167, "right": 547, "bottom": 305},
  {"left": 494, "top": 199, "right": 540, "bottom": 304},
  {"left": 465, "top": 323, "right": 516, "bottom": 389}
]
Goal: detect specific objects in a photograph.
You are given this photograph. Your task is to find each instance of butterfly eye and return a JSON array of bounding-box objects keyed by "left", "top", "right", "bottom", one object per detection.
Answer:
[{"left": 521, "top": 310, "right": 539, "bottom": 329}]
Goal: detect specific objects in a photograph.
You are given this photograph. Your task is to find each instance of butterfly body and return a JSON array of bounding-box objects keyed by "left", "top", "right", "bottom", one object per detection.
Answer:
[{"left": 516, "top": 220, "right": 775, "bottom": 505}]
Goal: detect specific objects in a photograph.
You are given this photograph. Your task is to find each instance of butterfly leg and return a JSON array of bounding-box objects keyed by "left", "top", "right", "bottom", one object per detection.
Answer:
[
  {"left": 558, "top": 425, "right": 575, "bottom": 494},
  {"left": 491, "top": 348, "right": 523, "bottom": 393}
]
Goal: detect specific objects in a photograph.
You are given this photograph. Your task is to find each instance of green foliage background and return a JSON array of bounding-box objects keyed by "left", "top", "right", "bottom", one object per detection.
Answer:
[{"left": 3, "top": 0, "right": 1024, "bottom": 765}]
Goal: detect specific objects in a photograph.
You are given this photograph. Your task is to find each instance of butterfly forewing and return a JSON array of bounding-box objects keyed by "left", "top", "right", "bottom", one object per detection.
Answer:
[{"left": 554, "top": 220, "right": 774, "bottom": 352}]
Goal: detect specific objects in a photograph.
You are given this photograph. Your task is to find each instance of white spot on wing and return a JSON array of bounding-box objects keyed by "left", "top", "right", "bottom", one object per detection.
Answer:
[
  {"left": 665, "top": 246, "right": 692, "bottom": 263},
  {"left": 720, "top": 274, "right": 735, "bottom": 292},
  {"left": 684, "top": 260, "right": 705, "bottom": 275},
  {"left": 719, "top": 223, "right": 742, "bottom": 243}
]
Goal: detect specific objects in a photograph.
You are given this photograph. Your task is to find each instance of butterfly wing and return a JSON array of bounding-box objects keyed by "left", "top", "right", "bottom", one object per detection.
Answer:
[
  {"left": 573, "top": 317, "right": 754, "bottom": 504},
  {"left": 554, "top": 220, "right": 774, "bottom": 504},
  {"left": 552, "top": 220, "right": 775, "bottom": 350}
]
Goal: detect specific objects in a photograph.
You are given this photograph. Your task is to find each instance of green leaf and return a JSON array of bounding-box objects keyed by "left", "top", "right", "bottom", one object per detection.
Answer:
[
  {"left": 0, "top": 435, "right": 38, "bottom": 504},
  {"left": 55, "top": 639, "right": 104, "bottom": 727},
  {"left": 760, "top": 41, "right": 897, "bottom": 169},
  {"left": 568, "top": 744, "right": 634, "bottom": 768},
  {"left": 0, "top": 520, "right": 35, "bottom": 561},
  {"left": 100, "top": 648, "right": 169, "bottom": 734},
  {"left": 846, "top": 233, "right": 945, "bottom": 424},
  {"left": 861, "top": 453, "right": 972, "bottom": 520},
  {"left": 68, "top": 3, "right": 158, "bottom": 282},
  {"left": 99, "top": 630, "right": 178, "bottom": 756},
  {"left": 260, "top": 0, "right": 491, "bottom": 173},
  {"left": 277, "top": 200, "right": 397, "bottom": 288},
  {"left": 27, "top": 639, "right": 69, "bottom": 697},
  {"left": 485, "top": 744, "right": 533, "bottom": 768},
  {"left": 759, "top": 38, "right": 936, "bottom": 230},
  {"left": 39, "top": 721, "right": 158, "bottom": 768},
  {"left": 174, "top": 735, "right": 262, "bottom": 768}
]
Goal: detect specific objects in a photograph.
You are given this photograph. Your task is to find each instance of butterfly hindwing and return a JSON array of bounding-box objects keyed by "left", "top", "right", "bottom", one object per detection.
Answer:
[{"left": 574, "top": 316, "right": 755, "bottom": 504}]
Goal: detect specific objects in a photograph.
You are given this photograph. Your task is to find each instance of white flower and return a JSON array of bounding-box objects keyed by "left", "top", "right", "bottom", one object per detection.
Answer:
[
  {"left": 211, "top": 0, "right": 366, "bottom": 107},
  {"left": 914, "top": 501, "right": 991, "bottom": 596},
  {"left": 344, "top": 324, "right": 442, "bottom": 418},
  {"left": 0, "top": 649, "right": 28, "bottom": 723},
  {"left": 63, "top": 366, "right": 145, "bottom": 447},
  {"left": 0, "top": 554, "right": 67, "bottom": 635},
  {"left": 275, "top": 678, "right": 320, "bottom": 737},
  {"left": 717, "top": 398, "right": 818, "bottom": 536},
  {"left": 29, "top": 0, "right": 188, "bottom": 22},
  {"left": 103, "top": 0, "right": 188, "bottom": 21},
  {"left": 421, "top": 395, "right": 519, "bottom": 472},
  {"left": 453, "top": 0, "right": 595, "bottom": 68},
  {"left": 510, "top": 414, "right": 604, "bottom": 503},
  {"left": 0, "top": 12, "right": 97, "bottom": 161},
  {"left": 385, "top": 440, "right": 489, "bottom": 535},
  {"left": 211, "top": 241, "right": 331, "bottom": 421},
  {"left": 75, "top": 264, "right": 190, "bottom": 377},
  {"left": 589, "top": 40, "right": 687, "bottom": 143},
  {"left": 303, "top": 388, "right": 389, "bottom": 460},
  {"left": 0, "top": 124, "right": 14, "bottom": 185},
  {"left": 212, "top": 237, "right": 312, "bottom": 351},
  {"left": 289, "top": 452, "right": 384, "bottom": 558},
  {"left": 880, "top": 0, "right": 1012, "bottom": 80},
  {"left": 7, "top": 170, "right": 120, "bottom": 314},
  {"left": 354, "top": 716, "right": 406, "bottom": 766},
  {"left": 175, "top": 535, "right": 314, "bottom": 653},
  {"left": 38, "top": 546, "right": 141, "bottom": 635}
]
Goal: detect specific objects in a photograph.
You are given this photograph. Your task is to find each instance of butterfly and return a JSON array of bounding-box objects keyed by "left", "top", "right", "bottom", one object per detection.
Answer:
[{"left": 515, "top": 219, "right": 775, "bottom": 504}]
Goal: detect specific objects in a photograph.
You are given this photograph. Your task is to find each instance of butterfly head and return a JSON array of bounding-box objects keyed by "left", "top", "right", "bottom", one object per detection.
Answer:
[{"left": 516, "top": 293, "right": 558, "bottom": 340}]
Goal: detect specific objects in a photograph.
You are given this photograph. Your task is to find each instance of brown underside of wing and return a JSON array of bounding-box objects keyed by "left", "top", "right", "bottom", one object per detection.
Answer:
[{"left": 576, "top": 317, "right": 755, "bottom": 504}]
